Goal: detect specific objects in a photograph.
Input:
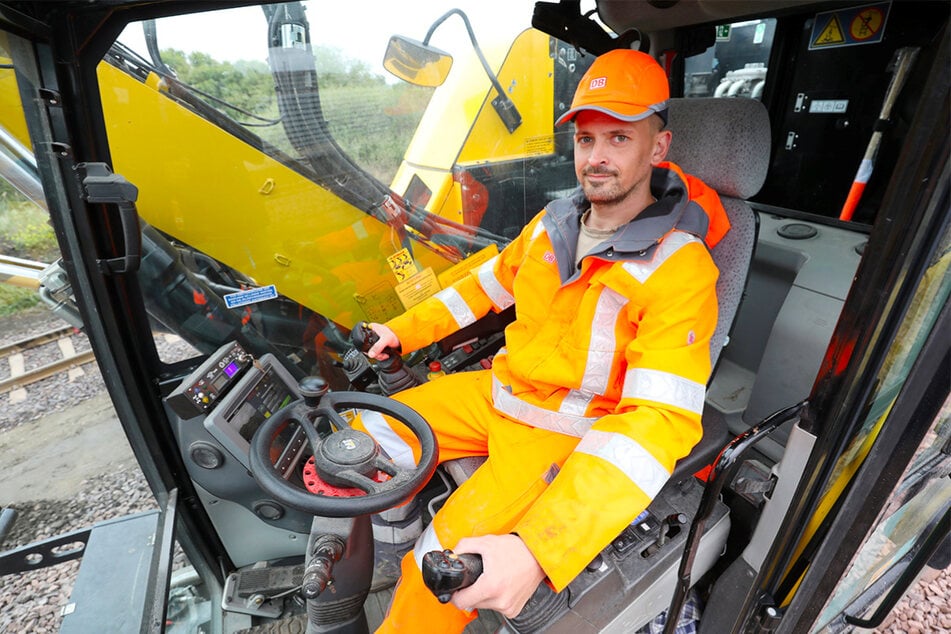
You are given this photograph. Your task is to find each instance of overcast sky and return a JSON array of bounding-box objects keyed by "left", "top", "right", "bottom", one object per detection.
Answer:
[{"left": 117, "top": 1, "right": 553, "bottom": 74}]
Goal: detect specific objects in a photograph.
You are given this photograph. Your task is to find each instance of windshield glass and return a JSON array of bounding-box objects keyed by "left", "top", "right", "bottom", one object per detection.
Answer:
[{"left": 105, "top": 1, "right": 584, "bottom": 370}]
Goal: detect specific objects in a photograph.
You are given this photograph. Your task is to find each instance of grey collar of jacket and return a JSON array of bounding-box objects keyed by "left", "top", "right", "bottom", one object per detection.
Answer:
[{"left": 541, "top": 165, "right": 712, "bottom": 285}]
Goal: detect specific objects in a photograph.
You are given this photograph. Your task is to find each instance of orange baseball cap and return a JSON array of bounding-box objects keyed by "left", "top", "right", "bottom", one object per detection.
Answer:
[{"left": 556, "top": 49, "right": 670, "bottom": 126}]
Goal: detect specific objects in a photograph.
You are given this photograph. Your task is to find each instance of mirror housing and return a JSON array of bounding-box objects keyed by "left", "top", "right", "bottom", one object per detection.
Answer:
[{"left": 383, "top": 35, "right": 453, "bottom": 87}]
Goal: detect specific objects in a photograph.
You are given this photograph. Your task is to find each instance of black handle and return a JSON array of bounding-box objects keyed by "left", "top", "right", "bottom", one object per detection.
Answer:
[
  {"left": 78, "top": 162, "right": 142, "bottom": 274},
  {"left": 421, "top": 550, "right": 484, "bottom": 603}
]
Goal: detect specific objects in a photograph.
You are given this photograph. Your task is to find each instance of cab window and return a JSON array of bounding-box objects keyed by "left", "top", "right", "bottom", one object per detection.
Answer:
[{"left": 684, "top": 19, "right": 776, "bottom": 100}]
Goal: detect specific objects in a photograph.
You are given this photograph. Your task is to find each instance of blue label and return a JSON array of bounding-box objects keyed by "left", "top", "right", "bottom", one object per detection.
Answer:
[{"left": 224, "top": 284, "right": 278, "bottom": 309}]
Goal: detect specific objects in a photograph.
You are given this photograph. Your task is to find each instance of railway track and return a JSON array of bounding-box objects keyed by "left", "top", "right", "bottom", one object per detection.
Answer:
[{"left": 0, "top": 324, "right": 96, "bottom": 398}]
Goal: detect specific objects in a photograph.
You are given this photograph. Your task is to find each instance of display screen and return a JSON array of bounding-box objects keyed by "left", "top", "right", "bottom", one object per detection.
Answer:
[
  {"left": 227, "top": 367, "right": 295, "bottom": 442},
  {"left": 211, "top": 373, "right": 229, "bottom": 391},
  {"left": 224, "top": 361, "right": 241, "bottom": 377}
]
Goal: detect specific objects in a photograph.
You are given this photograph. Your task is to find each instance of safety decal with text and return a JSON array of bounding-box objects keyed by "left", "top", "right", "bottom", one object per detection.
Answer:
[
  {"left": 224, "top": 284, "right": 278, "bottom": 309},
  {"left": 809, "top": 2, "right": 890, "bottom": 50}
]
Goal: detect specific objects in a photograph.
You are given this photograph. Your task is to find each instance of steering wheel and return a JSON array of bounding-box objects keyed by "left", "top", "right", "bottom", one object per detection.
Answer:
[{"left": 249, "top": 379, "right": 438, "bottom": 517}]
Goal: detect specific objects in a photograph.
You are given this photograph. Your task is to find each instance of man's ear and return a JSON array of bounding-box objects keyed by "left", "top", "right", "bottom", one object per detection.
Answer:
[{"left": 652, "top": 129, "right": 672, "bottom": 165}]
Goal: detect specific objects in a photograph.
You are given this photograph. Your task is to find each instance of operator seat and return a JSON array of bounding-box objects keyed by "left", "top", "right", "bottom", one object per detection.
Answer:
[{"left": 444, "top": 96, "right": 771, "bottom": 487}]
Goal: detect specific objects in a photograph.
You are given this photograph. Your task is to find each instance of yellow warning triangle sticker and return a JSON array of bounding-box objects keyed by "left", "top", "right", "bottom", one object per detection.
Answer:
[{"left": 814, "top": 14, "right": 845, "bottom": 46}]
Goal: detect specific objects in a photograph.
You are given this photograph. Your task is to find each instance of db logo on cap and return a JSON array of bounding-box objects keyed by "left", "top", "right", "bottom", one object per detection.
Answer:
[{"left": 589, "top": 76, "right": 607, "bottom": 89}]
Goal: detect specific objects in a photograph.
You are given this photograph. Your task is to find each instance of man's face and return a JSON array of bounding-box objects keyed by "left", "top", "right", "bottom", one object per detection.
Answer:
[{"left": 572, "top": 110, "right": 670, "bottom": 209}]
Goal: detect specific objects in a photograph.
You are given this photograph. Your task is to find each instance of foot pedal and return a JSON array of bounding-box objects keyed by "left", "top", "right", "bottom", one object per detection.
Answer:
[{"left": 221, "top": 563, "right": 304, "bottom": 618}]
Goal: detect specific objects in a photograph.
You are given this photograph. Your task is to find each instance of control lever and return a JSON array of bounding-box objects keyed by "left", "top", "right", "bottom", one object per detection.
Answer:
[
  {"left": 641, "top": 513, "right": 689, "bottom": 558},
  {"left": 350, "top": 322, "right": 421, "bottom": 395},
  {"left": 353, "top": 321, "right": 407, "bottom": 358},
  {"left": 421, "top": 549, "right": 484, "bottom": 603},
  {"left": 300, "top": 536, "right": 345, "bottom": 600},
  {"left": 657, "top": 512, "right": 688, "bottom": 547}
]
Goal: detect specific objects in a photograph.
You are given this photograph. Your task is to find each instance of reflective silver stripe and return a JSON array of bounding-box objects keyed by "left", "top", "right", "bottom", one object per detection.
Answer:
[
  {"left": 492, "top": 375, "right": 595, "bottom": 437},
  {"left": 361, "top": 410, "right": 416, "bottom": 469},
  {"left": 477, "top": 257, "right": 515, "bottom": 310},
  {"left": 559, "top": 389, "right": 595, "bottom": 416},
  {"left": 561, "top": 286, "right": 628, "bottom": 416},
  {"left": 531, "top": 221, "right": 546, "bottom": 241},
  {"left": 621, "top": 368, "right": 706, "bottom": 416},
  {"left": 413, "top": 522, "right": 445, "bottom": 570},
  {"left": 621, "top": 232, "right": 698, "bottom": 284},
  {"left": 436, "top": 287, "right": 477, "bottom": 329},
  {"left": 574, "top": 429, "right": 669, "bottom": 498}
]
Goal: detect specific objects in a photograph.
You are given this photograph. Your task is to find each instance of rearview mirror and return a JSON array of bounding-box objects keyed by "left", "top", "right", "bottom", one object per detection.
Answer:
[{"left": 383, "top": 35, "right": 453, "bottom": 87}]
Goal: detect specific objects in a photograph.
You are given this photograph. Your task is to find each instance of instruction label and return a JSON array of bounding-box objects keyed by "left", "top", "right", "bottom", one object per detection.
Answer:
[
  {"left": 395, "top": 267, "right": 440, "bottom": 311},
  {"left": 525, "top": 135, "right": 555, "bottom": 156},
  {"left": 809, "top": 99, "right": 849, "bottom": 114},
  {"left": 354, "top": 280, "right": 404, "bottom": 322},
  {"left": 810, "top": 2, "right": 889, "bottom": 50},
  {"left": 224, "top": 285, "right": 277, "bottom": 309},
  {"left": 436, "top": 244, "right": 500, "bottom": 289}
]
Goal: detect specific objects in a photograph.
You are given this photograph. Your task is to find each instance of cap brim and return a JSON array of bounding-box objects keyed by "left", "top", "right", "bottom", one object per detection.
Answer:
[{"left": 555, "top": 103, "right": 668, "bottom": 127}]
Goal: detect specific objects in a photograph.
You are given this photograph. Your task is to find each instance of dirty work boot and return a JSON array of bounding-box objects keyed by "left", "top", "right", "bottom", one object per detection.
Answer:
[{"left": 370, "top": 499, "right": 423, "bottom": 592}]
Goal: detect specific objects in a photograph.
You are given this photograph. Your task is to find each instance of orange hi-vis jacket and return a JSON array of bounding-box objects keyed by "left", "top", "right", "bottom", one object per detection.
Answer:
[{"left": 385, "top": 162, "right": 728, "bottom": 590}]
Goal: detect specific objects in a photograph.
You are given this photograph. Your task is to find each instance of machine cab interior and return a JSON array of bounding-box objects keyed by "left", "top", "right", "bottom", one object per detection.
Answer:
[{"left": 0, "top": 1, "right": 947, "bottom": 633}]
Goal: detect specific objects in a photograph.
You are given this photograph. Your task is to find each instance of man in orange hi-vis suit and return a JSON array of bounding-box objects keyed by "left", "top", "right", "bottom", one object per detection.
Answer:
[{"left": 358, "top": 49, "right": 730, "bottom": 632}]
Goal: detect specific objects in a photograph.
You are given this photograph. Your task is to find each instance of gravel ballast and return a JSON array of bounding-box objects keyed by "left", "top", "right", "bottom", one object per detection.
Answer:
[{"left": 0, "top": 309, "right": 947, "bottom": 633}]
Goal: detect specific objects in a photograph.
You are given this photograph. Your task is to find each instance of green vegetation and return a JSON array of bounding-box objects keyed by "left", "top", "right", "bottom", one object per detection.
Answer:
[
  {"left": 0, "top": 46, "right": 433, "bottom": 316},
  {"left": 0, "top": 180, "right": 56, "bottom": 316},
  {"left": 0, "top": 181, "right": 57, "bottom": 261},
  {"left": 162, "top": 47, "right": 432, "bottom": 183},
  {"left": 0, "top": 285, "right": 41, "bottom": 317}
]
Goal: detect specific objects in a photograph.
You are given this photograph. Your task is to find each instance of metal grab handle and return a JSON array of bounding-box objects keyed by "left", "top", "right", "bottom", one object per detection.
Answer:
[
  {"left": 663, "top": 401, "right": 807, "bottom": 634},
  {"left": 78, "top": 162, "right": 141, "bottom": 274}
]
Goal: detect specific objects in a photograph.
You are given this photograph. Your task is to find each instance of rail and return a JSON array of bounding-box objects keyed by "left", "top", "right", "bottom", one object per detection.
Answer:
[{"left": 0, "top": 325, "right": 95, "bottom": 395}]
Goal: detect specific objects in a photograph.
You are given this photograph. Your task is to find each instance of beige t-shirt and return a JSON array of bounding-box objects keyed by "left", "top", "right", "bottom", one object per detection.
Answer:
[{"left": 576, "top": 209, "right": 618, "bottom": 268}]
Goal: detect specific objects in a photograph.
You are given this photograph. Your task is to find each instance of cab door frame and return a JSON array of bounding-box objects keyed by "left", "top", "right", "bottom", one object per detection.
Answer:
[
  {"left": 0, "top": 0, "right": 254, "bottom": 601},
  {"left": 744, "top": 28, "right": 950, "bottom": 633}
]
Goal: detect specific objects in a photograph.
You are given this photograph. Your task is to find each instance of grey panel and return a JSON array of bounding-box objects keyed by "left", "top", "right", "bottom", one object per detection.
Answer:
[
  {"left": 60, "top": 511, "right": 160, "bottom": 634},
  {"left": 194, "top": 484, "right": 307, "bottom": 569},
  {"left": 744, "top": 285, "right": 843, "bottom": 426}
]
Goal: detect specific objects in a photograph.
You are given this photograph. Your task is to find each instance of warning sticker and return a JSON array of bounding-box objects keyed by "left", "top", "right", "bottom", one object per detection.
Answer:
[
  {"left": 813, "top": 14, "right": 845, "bottom": 47},
  {"left": 810, "top": 2, "right": 889, "bottom": 50},
  {"left": 850, "top": 6, "right": 885, "bottom": 41},
  {"left": 387, "top": 248, "right": 419, "bottom": 282}
]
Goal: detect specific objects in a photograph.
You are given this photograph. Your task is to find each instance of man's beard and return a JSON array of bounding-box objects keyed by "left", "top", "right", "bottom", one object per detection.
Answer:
[{"left": 581, "top": 166, "right": 638, "bottom": 206}]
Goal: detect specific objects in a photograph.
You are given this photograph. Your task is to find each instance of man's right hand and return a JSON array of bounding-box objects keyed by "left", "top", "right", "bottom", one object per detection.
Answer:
[{"left": 365, "top": 323, "right": 400, "bottom": 360}]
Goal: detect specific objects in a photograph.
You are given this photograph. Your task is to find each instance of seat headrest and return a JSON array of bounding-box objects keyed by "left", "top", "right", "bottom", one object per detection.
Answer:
[{"left": 665, "top": 98, "right": 771, "bottom": 200}]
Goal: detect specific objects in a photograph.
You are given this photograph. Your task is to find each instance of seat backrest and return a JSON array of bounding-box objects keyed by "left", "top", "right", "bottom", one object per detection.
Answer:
[
  {"left": 443, "top": 98, "right": 772, "bottom": 488},
  {"left": 665, "top": 97, "right": 771, "bottom": 370}
]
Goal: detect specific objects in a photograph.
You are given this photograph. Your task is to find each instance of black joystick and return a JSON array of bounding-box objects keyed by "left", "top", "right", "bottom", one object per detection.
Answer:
[
  {"left": 421, "top": 549, "right": 484, "bottom": 603},
  {"left": 350, "top": 322, "right": 421, "bottom": 395},
  {"left": 351, "top": 322, "right": 395, "bottom": 356}
]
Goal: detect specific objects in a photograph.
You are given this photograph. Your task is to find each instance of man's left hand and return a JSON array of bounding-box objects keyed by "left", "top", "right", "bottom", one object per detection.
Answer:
[{"left": 450, "top": 534, "right": 546, "bottom": 618}]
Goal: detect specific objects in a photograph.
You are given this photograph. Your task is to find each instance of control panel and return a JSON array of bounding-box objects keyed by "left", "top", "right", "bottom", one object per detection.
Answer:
[
  {"left": 203, "top": 353, "right": 302, "bottom": 474},
  {"left": 164, "top": 343, "right": 313, "bottom": 548},
  {"left": 166, "top": 341, "right": 252, "bottom": 419}
]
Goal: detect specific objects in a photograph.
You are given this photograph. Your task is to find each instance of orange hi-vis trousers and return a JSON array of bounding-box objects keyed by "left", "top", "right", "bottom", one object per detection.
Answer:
[{"left": 354, "top": 370, "right": 580, "bottom": 633}]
